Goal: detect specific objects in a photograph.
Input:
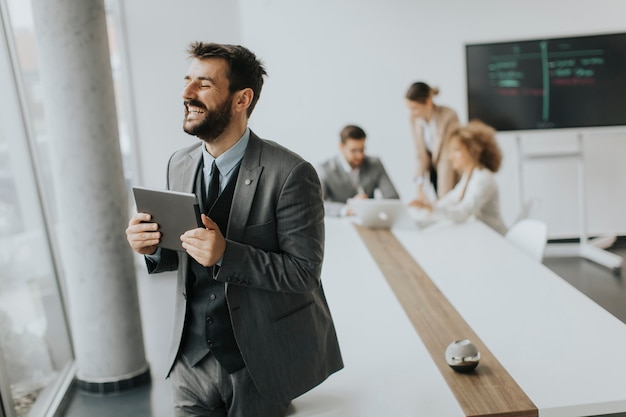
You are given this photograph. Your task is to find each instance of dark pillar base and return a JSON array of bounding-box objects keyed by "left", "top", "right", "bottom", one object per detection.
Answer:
[{"left": 76, "top": 367, "right": 151, "bottom": 394}]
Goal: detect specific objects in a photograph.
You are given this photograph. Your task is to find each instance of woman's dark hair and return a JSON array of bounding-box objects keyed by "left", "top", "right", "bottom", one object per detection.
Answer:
[{"left": 405, "top": 81, "right": 439, "bottom": 104}]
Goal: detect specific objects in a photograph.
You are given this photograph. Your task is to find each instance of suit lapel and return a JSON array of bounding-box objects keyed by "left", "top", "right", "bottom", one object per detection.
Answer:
[
  {"left": 227, "top": 132, "right": 263, "bottom": 241},
  {"left": 333, "top": 156, "right": 357, "bottom": 194},
  {"left": 169, "top": 144, "right": 202, "bottom": 298},
  {"left": 171, "top": 144, "right": 203, "bottom": 193}
]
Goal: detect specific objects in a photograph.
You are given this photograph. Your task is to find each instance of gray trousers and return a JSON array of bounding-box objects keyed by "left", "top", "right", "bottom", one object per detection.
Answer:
[{"left": 170, "top": 354, "right": 291, "bottom": 417}]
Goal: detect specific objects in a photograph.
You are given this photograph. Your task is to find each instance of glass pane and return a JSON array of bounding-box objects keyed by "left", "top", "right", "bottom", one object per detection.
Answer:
[
  {"left": 0, "top": 1, "right": 74, "bottom": 417},
  {"left": 1, "top": 0, "right": 139, "bottom": 414},
  {"left": 0, "top": 120, "right": 73, "bottom": 417}
]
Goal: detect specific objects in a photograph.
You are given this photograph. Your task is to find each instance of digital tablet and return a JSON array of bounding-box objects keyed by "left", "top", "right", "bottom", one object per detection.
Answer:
[{"left": 132, "top": 186, "right": 202, "bottom": 251}]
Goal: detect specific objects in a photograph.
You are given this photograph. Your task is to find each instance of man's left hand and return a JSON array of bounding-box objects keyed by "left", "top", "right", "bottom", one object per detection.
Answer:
[{"left": 181, "top": 214, "right": 225, "bottom": 267}]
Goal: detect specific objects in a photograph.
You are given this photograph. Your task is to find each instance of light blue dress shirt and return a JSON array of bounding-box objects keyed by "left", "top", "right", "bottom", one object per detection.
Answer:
[
  {"left": 146, "top": 128, "right": 250, "bottom": 264},
  {"left": 202, "top": 128, "right": 250, "bottom": 196}
]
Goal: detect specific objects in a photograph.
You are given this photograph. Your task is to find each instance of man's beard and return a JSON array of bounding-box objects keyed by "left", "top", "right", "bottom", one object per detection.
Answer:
[{"left": 183, "top": 95, "right": 233, "bottom": 142}]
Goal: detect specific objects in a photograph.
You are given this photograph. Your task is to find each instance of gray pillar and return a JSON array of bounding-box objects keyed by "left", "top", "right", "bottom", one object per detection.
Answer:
[{"left": 30, "top": 0, "right": 149, "bottom": 391}]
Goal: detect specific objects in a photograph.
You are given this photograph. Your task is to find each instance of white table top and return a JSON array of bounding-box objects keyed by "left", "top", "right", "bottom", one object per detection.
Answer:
[
  {"left": 292, "top": 217, "right": 626, "bottom": 417},
  {"left": 290, "top": 217, "right": 464, "bottom": 416},
  {"left": 393, "top": 219, "right": 626, "bottom": 417}
]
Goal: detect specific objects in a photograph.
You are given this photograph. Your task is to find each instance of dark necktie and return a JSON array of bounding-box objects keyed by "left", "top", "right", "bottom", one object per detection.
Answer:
[{"left": 205, "top": 160, "right": 220, "bottom": 212}]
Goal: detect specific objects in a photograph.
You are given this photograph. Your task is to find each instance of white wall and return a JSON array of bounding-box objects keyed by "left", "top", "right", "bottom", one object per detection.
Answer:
[
  {"left": 120, "top": 1, "right": 242, "bottom": 188},
  {"left": 123, "top": 0, "right": 626, "bottom": 238}
]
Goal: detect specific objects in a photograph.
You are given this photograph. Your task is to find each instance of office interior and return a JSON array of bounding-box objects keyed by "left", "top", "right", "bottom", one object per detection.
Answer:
[{"left": 1, "top": 0, "right": 626, "bottom": 416}]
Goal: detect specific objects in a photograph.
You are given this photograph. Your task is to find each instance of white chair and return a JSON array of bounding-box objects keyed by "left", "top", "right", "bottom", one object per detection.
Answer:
[{"left": 505, "top": 219, "right": 548, "bottom": 262}]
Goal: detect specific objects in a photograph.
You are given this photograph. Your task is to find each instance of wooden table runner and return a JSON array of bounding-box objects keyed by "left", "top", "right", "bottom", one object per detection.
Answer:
[{"left": 355, "top": 225, "right": 537, "bottom": 417}]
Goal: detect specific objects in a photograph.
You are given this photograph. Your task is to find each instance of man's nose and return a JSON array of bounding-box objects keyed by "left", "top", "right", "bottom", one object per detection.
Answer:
[{"left": 182, "top": 82, "right": 196, "bottom": 100}]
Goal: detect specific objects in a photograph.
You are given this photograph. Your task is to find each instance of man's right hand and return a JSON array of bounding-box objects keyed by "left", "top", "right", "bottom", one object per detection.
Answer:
[{"left": 126, "top": 212, "right": 160, "bottom": 255}]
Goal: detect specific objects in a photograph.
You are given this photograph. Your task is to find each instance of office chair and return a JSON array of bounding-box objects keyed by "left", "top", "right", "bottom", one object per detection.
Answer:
[{"left": 505, "top": 219, "right": 548, "bottom": 262}]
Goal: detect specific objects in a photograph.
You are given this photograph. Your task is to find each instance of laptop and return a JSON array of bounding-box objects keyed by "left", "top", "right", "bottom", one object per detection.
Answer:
[{"left": 347, "top": 198, "right": 416, "bottom": 230}]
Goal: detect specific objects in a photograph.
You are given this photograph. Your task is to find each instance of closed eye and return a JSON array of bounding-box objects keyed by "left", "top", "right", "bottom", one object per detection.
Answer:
[{"left": 183, "top": 76, "right": 215, "bottom": 89}]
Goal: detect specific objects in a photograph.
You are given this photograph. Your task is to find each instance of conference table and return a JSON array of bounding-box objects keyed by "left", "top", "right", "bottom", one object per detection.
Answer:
[{"left": 290, "top": 217, "right": 626, "bottom": 417}]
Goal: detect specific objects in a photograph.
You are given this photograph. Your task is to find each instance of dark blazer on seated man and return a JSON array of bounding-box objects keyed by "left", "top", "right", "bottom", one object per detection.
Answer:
[{"left": 317, "top": 125, "right": 400, "bottom": 217}]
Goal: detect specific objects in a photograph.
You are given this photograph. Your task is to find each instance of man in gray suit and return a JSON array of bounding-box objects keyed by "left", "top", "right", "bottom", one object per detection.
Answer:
[
  {"left": 317, "top": 125, "right": 400, "bottom": 217},
  {"left": 126, "top": 42, "right": 342, "bottom": 417}
]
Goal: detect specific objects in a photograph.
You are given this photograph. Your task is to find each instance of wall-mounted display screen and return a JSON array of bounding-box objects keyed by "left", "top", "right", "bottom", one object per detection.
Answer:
[{"left": 466, "top": 32, "right": 626, "bottom": 131}]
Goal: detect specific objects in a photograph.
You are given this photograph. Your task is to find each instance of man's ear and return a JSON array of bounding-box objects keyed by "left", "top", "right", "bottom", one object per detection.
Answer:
[{"left": 234, "top": 88, "right": 253, "bottom": 113}]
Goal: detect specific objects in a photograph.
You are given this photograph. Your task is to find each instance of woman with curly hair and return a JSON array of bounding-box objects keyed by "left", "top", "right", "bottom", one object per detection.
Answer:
[{"left": 409, "top": 119, "right": 507, "bottom": 235}]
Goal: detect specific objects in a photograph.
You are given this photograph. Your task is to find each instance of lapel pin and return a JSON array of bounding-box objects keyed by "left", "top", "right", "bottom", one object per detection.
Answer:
[{"left": 244, "top": 179, "right": 252, "bottom": 185}]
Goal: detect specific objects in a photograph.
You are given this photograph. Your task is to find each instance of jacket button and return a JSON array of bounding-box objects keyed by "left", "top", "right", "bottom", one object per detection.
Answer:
[
  {"left": 206, "top": 316, "right": 213, "bottom": 324},
  {"left": 207, "top": 339, "right": 213, "bottom": 347},
  {"left": 209, "top": 294, "right": 216, "bottom": 300}
]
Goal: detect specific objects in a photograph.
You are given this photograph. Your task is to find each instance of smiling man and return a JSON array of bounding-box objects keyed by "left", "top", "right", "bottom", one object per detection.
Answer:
[{"left": 126, "top": 42, "right": 343, "bottom": 417}]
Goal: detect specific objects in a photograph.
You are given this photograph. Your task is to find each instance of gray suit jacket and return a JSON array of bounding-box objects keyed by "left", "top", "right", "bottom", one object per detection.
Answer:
[
  {"left": 148, "top": 131, "right": 343, "bottom": 402},
  {"left": 317, "top": 155, "right": 400, "bottom": 216}
]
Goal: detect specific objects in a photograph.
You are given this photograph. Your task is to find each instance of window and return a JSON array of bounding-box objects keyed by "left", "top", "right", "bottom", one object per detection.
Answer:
[{"left": 0, "top": 0, "right": 137, "bottom": 415}]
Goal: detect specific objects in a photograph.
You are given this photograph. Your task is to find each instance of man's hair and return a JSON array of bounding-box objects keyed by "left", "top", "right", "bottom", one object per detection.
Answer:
[
  {"left": 340, "top": 125, "right": 366, "bottom": 144},
  {"left": 186, "top": 42, "right": 267, "bottom": 117}
]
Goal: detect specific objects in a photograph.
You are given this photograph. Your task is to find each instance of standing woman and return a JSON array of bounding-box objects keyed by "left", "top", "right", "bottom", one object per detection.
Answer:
[{"left": 405, "top": 81, "right": 460, "bottom": 198}]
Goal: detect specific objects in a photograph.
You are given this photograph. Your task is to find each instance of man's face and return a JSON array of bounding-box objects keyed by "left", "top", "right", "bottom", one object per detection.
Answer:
[
  {"left": 182, "top": 57, "right": 234, "bottom": 142},
  {"left": 340, "top": 138, "right": 366, "bottom": 168}
]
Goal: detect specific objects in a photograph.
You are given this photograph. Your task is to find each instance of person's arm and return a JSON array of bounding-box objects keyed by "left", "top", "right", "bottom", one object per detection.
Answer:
[
  {"left": 127, "top": 151, "right": 190, "bottom": 274},
  {"left": 375, "top": 160, "right": 400, "bottom": 199},
  {"left": 440, "top": 108, "right": 460, "bottom": 146},
  {"left": 126, "top": 211, "right": 179, "bottom": 273},
  {"left": 144, "top": 246, "right": 179, "bottom": 273},
  {"left": 216, "top": 161, "right": 325, "bottom": 293},
  {"left": 410, "top": 177, "right": 458, "bottom": 209},
  {"left": 434, "top": 171, "right": 496, "bottom": 223}
]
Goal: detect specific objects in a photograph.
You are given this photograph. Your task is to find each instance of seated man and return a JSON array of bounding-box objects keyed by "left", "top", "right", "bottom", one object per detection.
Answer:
[{"left": 317, "top": 125, "right": 400, "bottom": 217}]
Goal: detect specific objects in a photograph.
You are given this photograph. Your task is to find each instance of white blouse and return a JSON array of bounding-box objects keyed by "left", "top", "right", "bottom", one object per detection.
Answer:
[
  {"left": 433, "top": 167, "right": 507, "bottom": 235},
  {"left": 418, "top": 117, "right": 437, "bottom": 153}
]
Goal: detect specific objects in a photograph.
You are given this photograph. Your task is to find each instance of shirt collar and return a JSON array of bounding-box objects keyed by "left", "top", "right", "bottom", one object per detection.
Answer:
[
  {"left": 338, "top": 153, "right": 357, "bottom": 174},
  {"left": 202, "top": 128, "right": 250, "bottom": 176}
]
